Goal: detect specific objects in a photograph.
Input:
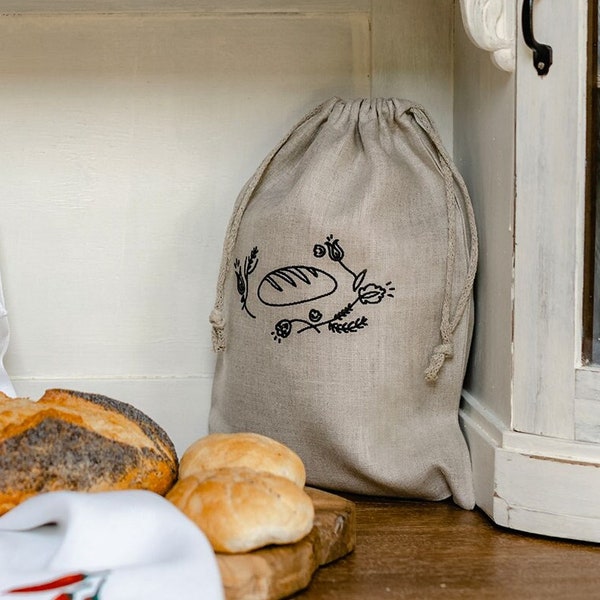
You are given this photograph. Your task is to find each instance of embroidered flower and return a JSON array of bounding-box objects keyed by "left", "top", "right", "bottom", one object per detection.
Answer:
[
  {"left": 309, "top": 309, "right": 322, "bottom": 323},
  {"left": 325, "top": 235, "right": 344, "bottom": 262},
  {"left": 358, "top": 283, "right": 387, "bottom": 305},
  {"left": 276, "top": 320, "right": 292, "bottom": 337},
  {"left": 313, "top": 244, "right": 326, "bottom": 258},
  {"left": 271, "top": 319, "right": 293, "bottom": 343}
]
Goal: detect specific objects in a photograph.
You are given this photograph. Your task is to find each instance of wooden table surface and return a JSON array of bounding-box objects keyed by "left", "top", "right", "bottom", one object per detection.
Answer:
[{"left": 291, "top": 494, "right": 600, "bottom": 599}]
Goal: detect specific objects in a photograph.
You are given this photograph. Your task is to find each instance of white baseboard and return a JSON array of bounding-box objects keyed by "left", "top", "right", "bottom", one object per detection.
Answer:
[{"left": 461, "top": 391, "right": 600, "bottom": 543}]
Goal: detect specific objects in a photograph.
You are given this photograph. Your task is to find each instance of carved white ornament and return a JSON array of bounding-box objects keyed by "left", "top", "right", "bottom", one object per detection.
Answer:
[{"left": 460, "top": 0, "right": 516, "bottom": 72}]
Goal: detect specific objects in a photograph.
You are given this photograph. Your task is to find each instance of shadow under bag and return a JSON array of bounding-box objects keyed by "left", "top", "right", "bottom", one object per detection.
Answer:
[{"left": 209, "top": 98, "right": 478, "bottom": 509}]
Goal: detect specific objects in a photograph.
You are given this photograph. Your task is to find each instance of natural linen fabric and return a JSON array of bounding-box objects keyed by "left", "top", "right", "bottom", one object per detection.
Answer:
[{"left": 209, "top": 98, "right": 478, "bottom": 509}]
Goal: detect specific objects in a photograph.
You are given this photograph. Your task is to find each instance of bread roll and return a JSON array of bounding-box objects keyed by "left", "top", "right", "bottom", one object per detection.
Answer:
[
  {"left": 179, "top": 432, "right": 305, "bottom": 487},
  {"left": 0, "top": 389, "right": 178, "bottom": 514},
  {"left": 167, "top": 467, "right": 314, "bottom": 553}
]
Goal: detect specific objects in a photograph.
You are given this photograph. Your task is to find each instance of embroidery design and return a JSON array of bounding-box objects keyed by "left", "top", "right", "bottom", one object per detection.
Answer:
[
  {"left": 5, "top": 571, "right": 109, "bottom": 599},
  {"left": 234, "top": 247, "right": 259, "bottom": 318},
  {"left": 258, "top": 266, "right": 338, "bottom": 307},
  {"left": 234, "top": 235, "right": 394, "bottom": 343},
  {"left": 262, "top": 235, "right": 393, "bottom": 343}
]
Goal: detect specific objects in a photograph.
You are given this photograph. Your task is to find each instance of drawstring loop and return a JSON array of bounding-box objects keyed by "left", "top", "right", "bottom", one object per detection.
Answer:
[
  {"left": 209, "top": 308, "right": 226, "bottom": 353},
  {"left": 424, "top": 343, "right": 455, "bottom": 382},
  {"left": 410, "top": 107, "right": 478, "bottom": 383}
]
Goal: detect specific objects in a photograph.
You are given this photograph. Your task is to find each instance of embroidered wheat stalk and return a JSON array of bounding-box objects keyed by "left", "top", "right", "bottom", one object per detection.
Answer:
[{"left": 328, "top": 316, "right": 368, "bottom": 334}]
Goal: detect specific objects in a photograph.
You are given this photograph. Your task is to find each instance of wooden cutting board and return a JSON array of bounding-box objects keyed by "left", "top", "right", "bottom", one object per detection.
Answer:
[{"left": 216, "top": 487, "right": 356, "bottom": 600}]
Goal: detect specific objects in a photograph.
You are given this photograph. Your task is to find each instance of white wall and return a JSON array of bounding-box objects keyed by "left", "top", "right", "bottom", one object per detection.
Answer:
[
  {"left": 0, "top": 2, "right": 455, "bottom": 454},
  {"left": 453, "top": 4, "right": 515, "bottom": 428}
]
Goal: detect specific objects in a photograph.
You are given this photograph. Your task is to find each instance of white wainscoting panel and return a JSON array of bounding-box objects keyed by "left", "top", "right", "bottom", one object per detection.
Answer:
[{"left": 0, "top": 12, "right": 371, "bottom": 442}]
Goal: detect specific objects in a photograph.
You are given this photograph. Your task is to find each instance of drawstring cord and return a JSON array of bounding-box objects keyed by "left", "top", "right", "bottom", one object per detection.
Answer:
[
  {"left": 210, "top": 100, "right": 335, "bottom": 352},
  {"left": 424, "top": 158, "right": 457, "bottom": 382},
  {"left": 411, "top": 107, "right": 479, "bottom": 383}
]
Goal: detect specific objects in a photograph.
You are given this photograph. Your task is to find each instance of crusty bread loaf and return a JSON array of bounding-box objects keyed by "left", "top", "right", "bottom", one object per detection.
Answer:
[
  {"left": 167, "top": 467, "right": 314, "bottom": 553},
  {"left": 178, "top": 432, "right": 305, "bottom": 487},
  {"left": 0, "top": 389, "right": 178, "bottom": 514}
]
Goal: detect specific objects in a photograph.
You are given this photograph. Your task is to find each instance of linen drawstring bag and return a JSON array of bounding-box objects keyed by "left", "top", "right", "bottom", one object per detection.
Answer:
[{"left": 209, "top": 98, "right": 478, "bottom": 509}]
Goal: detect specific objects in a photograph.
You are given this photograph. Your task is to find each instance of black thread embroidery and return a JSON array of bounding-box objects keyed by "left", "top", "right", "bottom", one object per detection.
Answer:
[
  {"left": 234, "top": 246, "right": 259, "bottom": 318},
  {"left": 328, "top": 316, "right": 368, "bottom": 334},
  {"left": 257, "top": 265, "right": 338, "bottom": 307},
  {"left": 269, "top": 235, "right": 395, "bottom": 343}
]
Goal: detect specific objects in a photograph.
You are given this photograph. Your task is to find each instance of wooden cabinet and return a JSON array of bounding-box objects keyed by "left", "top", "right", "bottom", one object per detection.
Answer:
[
  {"left": 459, "top": 0, "right": 600, "bottom": 543},
  {"left": 0, "top": 0, "right": 597, "bottom": 542}
]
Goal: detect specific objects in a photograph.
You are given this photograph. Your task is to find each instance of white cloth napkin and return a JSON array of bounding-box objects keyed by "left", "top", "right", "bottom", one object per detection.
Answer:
[{"left": 0, "top": 490, "right": 224, "bottom": 600}]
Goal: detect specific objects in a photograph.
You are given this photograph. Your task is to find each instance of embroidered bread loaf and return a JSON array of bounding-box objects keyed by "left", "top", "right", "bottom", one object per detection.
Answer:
[
  {"left": 167, "top": 467, "right": 314, "bottom": 553},
  {"left": 178, "top": 432, "right": 306, "bottom": 487},
  {"left": 0, "top": 388, "right": 178, "bottom": 514}
]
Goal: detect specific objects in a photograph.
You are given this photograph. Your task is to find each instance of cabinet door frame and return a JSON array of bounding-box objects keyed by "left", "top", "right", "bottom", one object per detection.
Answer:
[
  {"left": 512, "top": 0, "right": 588, "bottom": 439},
  {"left": 461, "top": 0, "right": 600, "bottom": 543}
]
